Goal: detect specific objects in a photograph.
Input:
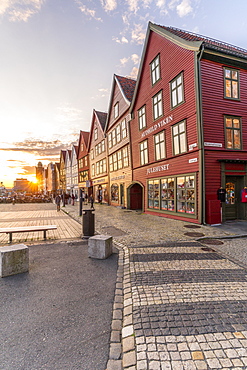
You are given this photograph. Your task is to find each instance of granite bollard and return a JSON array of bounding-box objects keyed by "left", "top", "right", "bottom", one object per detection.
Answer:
[
  {"left": 0, "top": 244, "right": 29, "bottom": 277},
  {"left": 88, "top": 235, "right": 112, "bottom": 259}
]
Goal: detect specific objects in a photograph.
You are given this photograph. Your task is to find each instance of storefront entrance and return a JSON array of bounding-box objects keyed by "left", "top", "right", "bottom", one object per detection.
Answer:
[{"left": 225, "top": 176, "right": 244, "bottom": 220}]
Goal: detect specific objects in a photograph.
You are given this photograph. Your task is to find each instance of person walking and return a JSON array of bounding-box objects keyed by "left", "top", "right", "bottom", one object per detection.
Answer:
[
  {"left": 55, "top": 194, "right": 61, "bottom": 211},
  {"left": 89, "top": 194, "right": 94, "bottom": 209}
]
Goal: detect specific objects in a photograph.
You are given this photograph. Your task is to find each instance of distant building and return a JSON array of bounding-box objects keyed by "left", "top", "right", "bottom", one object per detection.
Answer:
[{"left": 13, "top": 178, "right": 37, "bottom": 193}]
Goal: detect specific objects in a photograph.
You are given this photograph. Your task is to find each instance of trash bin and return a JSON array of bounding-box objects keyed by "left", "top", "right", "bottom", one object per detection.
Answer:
[{"left": 82, "top": 209, "right": 95, "bottom": 238}]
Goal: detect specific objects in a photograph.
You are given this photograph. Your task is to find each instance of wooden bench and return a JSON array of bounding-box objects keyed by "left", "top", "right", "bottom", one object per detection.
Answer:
[{"left": 0, "top": 225, "right": 57, "bottom": 243}]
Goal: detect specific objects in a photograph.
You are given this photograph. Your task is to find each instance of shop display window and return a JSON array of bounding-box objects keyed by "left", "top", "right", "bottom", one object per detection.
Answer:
[
  {"left": 148, "top": 180, "right": 160, "bottom": 209},
  {"left": 147, "top": 174, "right": 195, "bottom": 216},
  {"left": 111, "top": 184, "right": 119, "bottom": 202},
  {"left": 161, "top": 178, "right": 174, "bottom": 211},
  {"left": 177, "top": 175, "right": 195, "bottom": 214}
]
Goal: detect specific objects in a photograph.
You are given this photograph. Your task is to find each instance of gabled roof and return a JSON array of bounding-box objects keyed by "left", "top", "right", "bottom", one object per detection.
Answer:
[
  {"left": 105, "top": 74, "right": 136, "bottom": 132},
  {"left": 87, "top": 109, "right": 108, "bottom": 151},
  {"left": 130, "top": 22, "right": 247, "bottom": 113},
  {"left": 95, "top": 110, "right": 107, "bottom": 131},
  {"left": 60, "top": 150, "right": 67, "bottom": 163},
  {"left": 115, "top": 75, "right": 136, "bottom": 102},
  {"left": 159, "top": 25, "right": 247, "bottom": 59}
]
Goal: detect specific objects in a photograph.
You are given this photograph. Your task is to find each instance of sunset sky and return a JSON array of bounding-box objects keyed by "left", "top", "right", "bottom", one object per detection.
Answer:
[{"left": 1, "top": 0, "right": 247, "bottom": 188}]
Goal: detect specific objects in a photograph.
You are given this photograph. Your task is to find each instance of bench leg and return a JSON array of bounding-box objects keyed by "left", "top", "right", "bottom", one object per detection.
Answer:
[
  {"left": 9, "top": 233, "right": 12, "bottom": 243},
  {"left": 44, "top": 230, "right": 47, "bottom": 240}
]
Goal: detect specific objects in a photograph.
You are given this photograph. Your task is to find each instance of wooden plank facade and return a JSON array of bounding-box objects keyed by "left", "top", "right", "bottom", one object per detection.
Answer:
[{"left": 57, "top": 22, "right": 247, "bottom": 224}]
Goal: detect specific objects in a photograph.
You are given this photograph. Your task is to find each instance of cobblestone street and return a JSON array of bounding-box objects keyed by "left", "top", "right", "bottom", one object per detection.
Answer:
[{"left": 62, "top": 203, "right": 247, "bottom": 370}]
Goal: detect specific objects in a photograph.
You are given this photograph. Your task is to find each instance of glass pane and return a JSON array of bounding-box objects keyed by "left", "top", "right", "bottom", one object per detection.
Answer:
[
  {"left": 167, "top": 200, "right": 174, "bottom": 211},
  {"left": 180, "top": 133, "right": 186, "bottom": 153},
  {"left": 161, "top": 179, "right": 167, "bottom": 189},
  {"left": 232, "top": 81, "right": 238, "bottom": 98},
  {"left": 174, "top": 136, "right": 179, "bottom": 155},
  {"left": 173, "top": 125, "right": 178, "bottom": 135},
  {"left": 186, "top": 189, "right": 195, "bottom": 200},
  {"left": 225, "top": 118, "right": 232, "bottom": 127},
  {"left": 234, "top": 130, "right": 241, "bottom": 149},
  {"left": 160, "top": 142, "right": 165, "bottom": 159},
  {"left": 186, "top": 176, "right": 194, "bottom": 188},
  {"left": 177, "top": 177, "right": 185, "bottom": 188},
  {"left": 226, "top": 129, "right": 233, "bottom": 148},
  {"left": 161, "top": 200, "right": 168, "bottom": 210},
  {"left": 186, "top": 203, "right": 195, "bottom": 214},
  {"left": 177, "top": 85, "right": 183, "bottom": 104},
  {"left": 177, "top": 201, "right": 185, "bottom": 212},
  {"left": 172, "top": 90, "right": 177, "bottom": 107},
  {"left": 226, "top": 182, "right": 235, "bottom": 204},
  {"left": 233, "top": 119, "right": 240, "bottom": 128},
  {"left": 225, "top": 69, "right": 231, "bottom": 78},
  {"left": 179, "top": 121, "right": 185, "bottom": 132},
  {"left": 171, "top": 81, "right": 176, "bottom": 90},
  {"left": 225, "top": 80, "right": 231, "bottom": 97},
  {"left": 232, "top": 71, "right": 238, "bottom": 80}
]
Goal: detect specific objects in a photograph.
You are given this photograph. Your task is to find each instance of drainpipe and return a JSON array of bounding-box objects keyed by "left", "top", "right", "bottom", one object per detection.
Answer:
[{"left": 196, "top": 44, "right": 205, "bottom": 224}]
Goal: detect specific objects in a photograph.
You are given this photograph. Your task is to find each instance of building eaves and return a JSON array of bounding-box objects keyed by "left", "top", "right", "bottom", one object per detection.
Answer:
[{"left": 160, "top": 25, "right": 247, "bottom": 60}]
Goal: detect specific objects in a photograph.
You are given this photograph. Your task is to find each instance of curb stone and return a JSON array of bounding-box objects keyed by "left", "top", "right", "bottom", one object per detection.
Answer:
[{"left": 107, "top": 241, "right": 137, "bottom": 370}]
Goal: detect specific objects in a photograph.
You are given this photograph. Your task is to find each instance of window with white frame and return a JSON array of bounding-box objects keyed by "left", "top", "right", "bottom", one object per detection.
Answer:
[
  {"left": 118, "top": 150, "right": 123, "bottom": 169},
  {"left": 114, "top": 102, "right": 119, "bottom": 119},
  {"left": 109, "top": 155, "right": 113, "bottom": 172},
  {"left": 150, "top": 55, "right": 160, "bottom": 85},
  {"left": 224, "top": 68, "right": 239, "bottom": 100},
  {"left": 171, "top": 73, "right": 184, "bottom": 108},
  {"left": 154, "top": 131, "right": 166, "bottom": 160},
  {"left": 140, "top": 140, "right": 148, "bottom": 165},
  {"left": 113, "top": 153, "right": 118, "bottom": 171},
  {"left": 108, "top": 132, "right": 112, "bottom": 149},
  {"left": 123, "top": 147, "right": 129, "bottom": 167},
  {"left": 91, "top": 149, "right": 94, "bottom": 160},
  {"left": 153, "top": 91, "right": 163, "bottom": 120},
  {"left": 122, "top": 119, "right": 127, "bottom": 138},
  {"left": 112, "top": 129, "right": 116, "bottom": 146},
  {"left": 116, "top": 125, "right": 121, "bottom": 143},
  {"left": 172, "top": 121, "right": 187, "bottom": 155},
  {"left": 92, "top": 164, "right": 95, "bottom": 177},
  {"left": 101, "top": 139, "right": 105, "bottom": 152},
  {"left": 138, "top": 106, "right": 146, "bottom": 130},
  {"left": 94, "top": 127, "right": 98, "bottom": 141}
]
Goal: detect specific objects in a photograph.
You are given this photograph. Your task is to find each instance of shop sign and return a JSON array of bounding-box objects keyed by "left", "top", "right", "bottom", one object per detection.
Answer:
[
  {"left": 86, "top": 180, "right": 91, "bottom": 187},
  {"left": 111, "top": 175, "right": 125, "bottom": 181},
  {"left": 189, "top": 158, "right": 198, "bottom": 163},
  {"left": 141, "top": 115, "right": 173, "bottom": 138},
  {"left": 92, "top": 178, "right": 106, "bottom": 185},
  {"left": 204, "top": 142, "right": 222, "bottom": 147},
  {"left": 147, "top": 164, "right": 170, "bottom": 175},
  {"left": 189, "top": 143, "right": 197, "bottom": 151}
]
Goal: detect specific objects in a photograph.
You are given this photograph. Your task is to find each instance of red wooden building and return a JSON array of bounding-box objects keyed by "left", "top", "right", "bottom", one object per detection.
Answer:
[{"left": 129, "top": 22, "right": 247, "bottom": 224}]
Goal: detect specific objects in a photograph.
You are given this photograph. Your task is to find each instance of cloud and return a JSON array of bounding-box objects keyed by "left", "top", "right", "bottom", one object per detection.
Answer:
[
  {"left": 126, "top": 0, "right": 139, "bottom": 13},
  {"left": 55, "top": 104, "right": 84, "bottom": 124},
  {"left": 120, "top": 57, "right": 129, "bottom": 67},
  {"left": 75, "top": 0, "right": 103, "bottom": 21},
  {"left": 1, "top": 139, "right": 70, "bottom": 157},
  {"left": 100, "top": 0, "right": 117, "bottom": 12},
  {"left": 176, "top": 0, "right": 193, "bottom": 17},
  {"left": 112, "top": 36, "right": 129, "bottom": 44},
  {"left": 0, "top": 0, "right": 45, "bottom": 22},
  {"left": 131, "top": 23, "right": 146, "bottom": 44},
  {"left": 129, "top": 67, "right": 139, "bottom": 79},
  {"left": 131, "top": 53, "right": 140, "bottom": 65}
]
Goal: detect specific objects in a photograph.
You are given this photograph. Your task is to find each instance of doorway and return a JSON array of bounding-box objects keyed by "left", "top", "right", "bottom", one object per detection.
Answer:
[
  {"left": 129, "top": 183, "right": 143, "bottom": 210},
  {"left": 225, "top": 176, "right": 244, "bottom": 220}
]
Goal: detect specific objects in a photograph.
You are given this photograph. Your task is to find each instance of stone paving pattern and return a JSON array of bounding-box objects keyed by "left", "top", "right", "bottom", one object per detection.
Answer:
[
  {"left": 2, "top": 202, "right": 247, "bottom": 369},
  {"left": 61, "top": 203, "right": 247, "bottom": 370}
]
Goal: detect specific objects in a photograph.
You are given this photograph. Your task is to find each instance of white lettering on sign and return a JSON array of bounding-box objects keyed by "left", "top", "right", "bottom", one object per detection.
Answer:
[
  {"left": 189, "top": 158, "right": 198, "bottom": 163},
  {"left": 147, "top": 164, "right": 170, "bottom": 175},
  {"left": 111, "top": 175, "right": 125, "bottom": 181},
  {"left": 141, "top": 115, "right": 173, "bottom": 138},
  {"left": 189, "top": 143, "right": 197, "bottom": 151},
  {"left": 204, "top": 142, "right": 222, "bottom": 148}
]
